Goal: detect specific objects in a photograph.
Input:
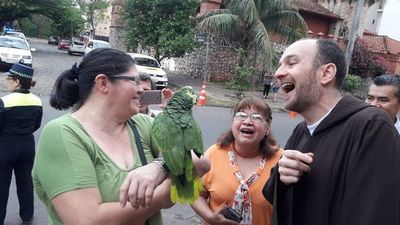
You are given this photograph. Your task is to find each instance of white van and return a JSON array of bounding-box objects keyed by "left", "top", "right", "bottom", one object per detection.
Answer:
[
  {"left": 127, "top": 53, "right": 168, "bottom": 89},
  {"left": 85, "top": 40, "right": 111, "bottom": 55}
]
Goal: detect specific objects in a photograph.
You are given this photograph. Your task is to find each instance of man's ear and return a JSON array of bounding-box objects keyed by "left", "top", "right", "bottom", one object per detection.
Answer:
[
  {"left": 93, "top": 74, "right": 110, "bottom": 93},
  {"left": 319, "top": 63, "right": 337, "bottom": 86}
]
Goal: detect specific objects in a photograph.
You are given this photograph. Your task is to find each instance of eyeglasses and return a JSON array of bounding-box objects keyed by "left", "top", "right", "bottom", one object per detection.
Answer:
[
  {"left": 108, "top": 75, "right": 140, "bottom": 85},
  {"left": 234, "top": 112, "right": 265, "bottom": 123}
]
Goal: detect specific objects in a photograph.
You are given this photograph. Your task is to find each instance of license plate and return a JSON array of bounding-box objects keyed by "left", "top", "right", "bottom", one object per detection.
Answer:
[{"left": 2, "top": 57, "right": 18, "bottom": 63}]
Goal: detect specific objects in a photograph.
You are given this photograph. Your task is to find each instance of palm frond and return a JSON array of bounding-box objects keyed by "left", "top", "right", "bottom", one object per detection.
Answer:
[
  {"left": 248, "top": 20, "right": 276, "bottom": 67},
  {"left": 196, "top": 14, "right": 242, "bottom": 37},
  {"left": 226, "top": 0, "right": 259, "bottom": 24},
  {"left": 262, "top": 10, "right": 307, "bottom": 44},
  {"left": 196, "top": 9, "right": 231, "bottom": 22}
]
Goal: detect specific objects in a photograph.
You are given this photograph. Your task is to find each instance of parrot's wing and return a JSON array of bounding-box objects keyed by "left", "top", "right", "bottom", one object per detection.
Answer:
[
  {"left": 183, "top": 117, "right": 204, "bottom": 158},
  {"left": 152, "top": 112, "right": 185, "bottom": 175}
]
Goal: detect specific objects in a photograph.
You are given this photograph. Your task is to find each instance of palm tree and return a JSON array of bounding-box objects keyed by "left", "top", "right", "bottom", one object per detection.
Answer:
[{"left": 196, "top": 0, "right": 307, "bottom": 68}]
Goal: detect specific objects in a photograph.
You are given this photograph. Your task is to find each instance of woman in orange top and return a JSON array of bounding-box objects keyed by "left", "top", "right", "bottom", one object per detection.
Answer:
[{"left": 192, "top": 98, "right": 283, "bottom": 225}]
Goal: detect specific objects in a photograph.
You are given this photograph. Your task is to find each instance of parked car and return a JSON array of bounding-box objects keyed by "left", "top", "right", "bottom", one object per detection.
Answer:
[
  {"left": 68, "top": 40, "right": 86, "bottom": 55},
  {"left": 126, "top": 53, "right": 168, "bottom": 89},
  {"left": 84, "top": 40, "right": 111, "bottom": 55},
  {"left": 58, "top": 39, "right": 72, "bottom": 50},
  {"left": 48, "top": 36, "right": 60, "bottom": 45},
  {"left": 0, "top": 36, "right": 33, "bottom": 67}
]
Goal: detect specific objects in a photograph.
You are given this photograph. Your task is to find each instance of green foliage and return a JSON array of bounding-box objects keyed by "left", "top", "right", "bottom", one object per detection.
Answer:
[
  {"left": 19, "top": 18, "right": 38, "bottom": 37},
  {"left": 343, "top": 74, "right": 363, "bottom": 92},
  {"left": 0, "top": 0, "right": 83, "bottom": 38},
  {"left": 75, "top": 0, "right": 110, "bottom": 34},
  {"left": 51, "top": 7, "right": 84, "bottom": 38},
  {"left": 227, "top": 49, "right": 254, "bottom": 92},
  {"left": 0, "top": 0, "right": 74, "bottom": 24},
  {"left": 123, "top": 0, "right": 200, "bottom": 61},
  {"left": 196, "top": 0, "right": 307, "bottom": 69}
]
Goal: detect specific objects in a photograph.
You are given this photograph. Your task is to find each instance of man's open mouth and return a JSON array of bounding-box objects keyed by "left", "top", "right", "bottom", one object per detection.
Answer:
[{"left": 281, "top": 82, "right": 295, "bottom": 93}]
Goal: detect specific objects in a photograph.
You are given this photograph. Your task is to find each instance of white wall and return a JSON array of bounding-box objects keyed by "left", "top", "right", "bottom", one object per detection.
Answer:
[
  {"left": 365, "top": 2, "right": 383, "bottom": 33},
  {"left": 378, "top": 0, "right": 400, "bottom": 41}
]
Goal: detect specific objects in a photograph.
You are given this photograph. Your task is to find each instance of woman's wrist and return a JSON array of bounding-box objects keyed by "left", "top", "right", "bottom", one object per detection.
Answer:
[{"left": 151, "top": 158, "right": 169, "bottom": 179}]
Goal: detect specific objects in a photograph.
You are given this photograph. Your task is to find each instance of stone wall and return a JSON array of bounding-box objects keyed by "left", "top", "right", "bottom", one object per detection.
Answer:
[
  {"left": 175, "top": 35, "right": 240, "bottom": 81},
  {"left": 319, "top": 0, "right": 369, "bottom": 39}
]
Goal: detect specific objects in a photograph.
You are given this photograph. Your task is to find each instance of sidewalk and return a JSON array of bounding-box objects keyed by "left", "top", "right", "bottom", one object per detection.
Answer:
[{"left": 167, "top": 72, "right": 288, "bottom": 112}]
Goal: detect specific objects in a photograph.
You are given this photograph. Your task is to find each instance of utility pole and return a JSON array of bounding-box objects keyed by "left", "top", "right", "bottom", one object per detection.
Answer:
[{"left": 345, "top": 0, "right": 365, "bottom": 75}]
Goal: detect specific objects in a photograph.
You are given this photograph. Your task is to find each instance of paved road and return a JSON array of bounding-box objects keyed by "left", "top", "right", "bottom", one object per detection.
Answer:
[{"left": 1, "top": 38, "right": 303, "bottom": 225}]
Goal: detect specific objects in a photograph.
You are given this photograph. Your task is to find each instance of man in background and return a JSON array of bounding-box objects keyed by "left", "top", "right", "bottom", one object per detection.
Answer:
[
  {"left": 139, "top": 74, "right": 159, "bottom": 117},
  {"left": 366, "top": 74, "right": 400, "bottom": 133}
]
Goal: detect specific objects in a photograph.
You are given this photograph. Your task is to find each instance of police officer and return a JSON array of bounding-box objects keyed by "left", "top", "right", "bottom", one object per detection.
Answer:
[{"left": 0, "top": 63, "right": 43, "bottom": 224}]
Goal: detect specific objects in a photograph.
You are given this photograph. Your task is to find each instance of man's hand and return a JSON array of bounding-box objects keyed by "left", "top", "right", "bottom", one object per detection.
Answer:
[{"left": 278, "top": 150, "right": 314, "bottom": 185}]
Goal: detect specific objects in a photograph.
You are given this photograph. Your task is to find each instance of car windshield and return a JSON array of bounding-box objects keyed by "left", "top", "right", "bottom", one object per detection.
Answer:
[
  {"left": 93, "top": 42, "right": 110, "bottom": 48},
  {"left": 0, "top": 37, "right": 28, "bottom": 50},
  {"left": 5, "top": 32, "right": 25, "bottom": 39},
  {"left": 73, "top": 41, "right": 84, "bottom": 46},
  {"left": 134, "top": 57, "right": 160, "bottom": 68}
]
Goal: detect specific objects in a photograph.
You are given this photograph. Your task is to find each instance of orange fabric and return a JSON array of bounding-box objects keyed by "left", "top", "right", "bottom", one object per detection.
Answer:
[{"left": 203, "top": 144, "right": 283, "bottom": 225}]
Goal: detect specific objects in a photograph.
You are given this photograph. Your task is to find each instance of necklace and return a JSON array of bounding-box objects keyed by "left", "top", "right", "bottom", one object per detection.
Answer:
[{"left": 232, "top": 144, "right": 259, "bottom": 158}]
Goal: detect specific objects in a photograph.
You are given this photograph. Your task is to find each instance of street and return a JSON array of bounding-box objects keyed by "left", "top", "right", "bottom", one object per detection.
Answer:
[{"left": 1, "top": 38, "right": 302, "bottom": 225}]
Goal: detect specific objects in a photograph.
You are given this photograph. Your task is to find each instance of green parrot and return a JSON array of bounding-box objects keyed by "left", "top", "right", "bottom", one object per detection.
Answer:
[{"left": 151, "top": 86, "right": 204, "bottom": 204}]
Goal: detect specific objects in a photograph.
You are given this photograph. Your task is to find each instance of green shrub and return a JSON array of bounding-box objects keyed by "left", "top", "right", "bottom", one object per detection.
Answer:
[
  {"left": 343, "top": 74, "right": 363, "bottom": 92},
  {"left": 227, "top": 48, "right": 253, "bottom": 93}
]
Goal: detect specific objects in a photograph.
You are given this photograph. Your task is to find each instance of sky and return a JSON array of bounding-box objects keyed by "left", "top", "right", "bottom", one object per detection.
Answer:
[{"left": 378, "top": 0, "right": 400, "bottom": 41}]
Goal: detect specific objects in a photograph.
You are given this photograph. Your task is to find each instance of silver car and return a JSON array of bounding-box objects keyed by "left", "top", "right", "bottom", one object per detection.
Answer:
[{"left": 68, "top": 40, "right": 86, "bottom": 55}]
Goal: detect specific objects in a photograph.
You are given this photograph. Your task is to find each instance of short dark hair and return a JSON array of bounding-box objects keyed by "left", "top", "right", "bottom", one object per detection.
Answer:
[
  {"left": 139, "top": 73, "right": 156, "bottom": 90},
  {"left": 372, "top": 74, "right": 400, "bottom": 103},
  {"left": 217, "top": 98, "right": 279, "bottom": 159},
  {"left": 8, "top": 75, "right": 36, "bottom": 89},
  {"left": 314, "top": 39, "right": 346, "bottom": 89},
  {"left": 50, "top": 48, "right": 135, "bottom": 110}
]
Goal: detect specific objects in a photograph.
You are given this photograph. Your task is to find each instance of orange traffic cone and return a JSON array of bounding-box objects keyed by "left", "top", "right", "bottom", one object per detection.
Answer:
[
  {"left": 289, "top": 111, "right": 297, "bottom": 118},
  {"left": 197, "top": 82, "right": 207, "bottom": 106}
]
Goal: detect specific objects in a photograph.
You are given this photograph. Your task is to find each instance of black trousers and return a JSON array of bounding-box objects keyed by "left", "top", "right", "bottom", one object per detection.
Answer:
[
  {"left": 0, "top": 135, "right": 35, "bottom": 224},
  {"left": 263, "top": 84, "right": 271, "bottom": 96}
]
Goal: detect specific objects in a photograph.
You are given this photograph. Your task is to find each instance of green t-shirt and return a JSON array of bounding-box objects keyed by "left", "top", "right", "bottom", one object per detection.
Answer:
[{"left": 32, "top": 113, "right": 162, "bottom": 225}]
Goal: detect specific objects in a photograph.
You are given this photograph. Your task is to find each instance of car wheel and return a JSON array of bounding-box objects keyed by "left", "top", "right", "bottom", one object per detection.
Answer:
[{"left": 68, "top": 51, "right": 72, "bottom": 55}]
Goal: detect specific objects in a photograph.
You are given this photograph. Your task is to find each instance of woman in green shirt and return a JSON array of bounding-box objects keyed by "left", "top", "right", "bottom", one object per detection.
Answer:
[{"left": 32, "top": 48, "right": 172, "bottom": 225}]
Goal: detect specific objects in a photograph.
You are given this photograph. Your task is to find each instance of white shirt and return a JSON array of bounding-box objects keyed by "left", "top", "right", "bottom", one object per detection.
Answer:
[
  {"left": 307, "top": 108, "right": 334, "bottom": 135},
  {"left": 395, "top": 117, "right": 400, "bottom": 134}
]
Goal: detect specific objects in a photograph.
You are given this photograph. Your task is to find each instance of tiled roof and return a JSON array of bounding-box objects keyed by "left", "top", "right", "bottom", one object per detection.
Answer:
[
  {"left": 294, "top": 0, "right": 341, "bottom": 20},
  {"left": 362, "top": 33, "right": 400, "bottom": 55}
]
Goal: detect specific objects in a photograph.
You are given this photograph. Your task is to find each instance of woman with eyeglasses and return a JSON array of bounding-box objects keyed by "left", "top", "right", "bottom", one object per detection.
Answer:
[
  {"left": 0, "top": 63, "right": 42, "bottom": 225},
  {"left": 191, "top": 98, "right": 283, "bottom": 225},
  {"left": 32, "top": 48, "right": 173, "bottom": 225}
]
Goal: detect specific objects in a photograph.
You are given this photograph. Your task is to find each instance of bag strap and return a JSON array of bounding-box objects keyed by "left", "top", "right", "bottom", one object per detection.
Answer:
[
  {"left": 127, "top": 119, "right": 150, "bottom": 225},
  {"left": 127, "top": 119, "right": 148, "bottom": 166}
]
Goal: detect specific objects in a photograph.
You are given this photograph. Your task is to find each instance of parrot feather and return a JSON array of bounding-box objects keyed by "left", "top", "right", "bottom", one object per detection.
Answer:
[{"left": 151, "top": 86, "right": 204, "bottom": 204}]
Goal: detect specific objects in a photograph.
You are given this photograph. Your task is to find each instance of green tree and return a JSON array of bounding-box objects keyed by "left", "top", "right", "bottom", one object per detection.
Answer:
[
  {"left": 75, "top": 0, "right": 110, "bottom": 36},
  {"left": 0, "top": 0, "right": 83, "bottom": 38},
  {"left": 196, "top": 0, "right": 307, "bottom": 68},
  {"left": 51, "top": 7, "right": 85, "bottom": 38},
  {"left": 0, "top": 0, "right": 73, "bottom": 24},
  {"left": 123, "top": 0, "right": 200, "bottom": 61}
]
